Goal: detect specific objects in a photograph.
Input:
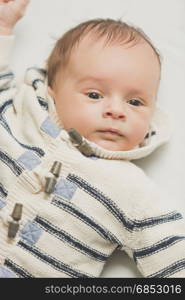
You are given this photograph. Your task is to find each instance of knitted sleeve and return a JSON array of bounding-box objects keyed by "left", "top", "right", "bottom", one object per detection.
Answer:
[
  {"left": 120, "top": 173, "right": 185, "bottom": 278},
  {"left": 0, "top": 35, "right": 46, "bottom": 200}
]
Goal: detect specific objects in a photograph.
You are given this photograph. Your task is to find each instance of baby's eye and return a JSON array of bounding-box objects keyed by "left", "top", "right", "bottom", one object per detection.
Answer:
[
  {"left": 128, "top": 99, "right": 143, "bottom": 106},
  {"left": 87, "top": 92, "right": 102, "bottom": 99}
]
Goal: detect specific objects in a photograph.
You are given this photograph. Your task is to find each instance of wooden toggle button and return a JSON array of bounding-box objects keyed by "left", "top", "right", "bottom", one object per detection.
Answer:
[
  {"left": 45, "top": 161, "right": 62, "bottom": 194},
  {"left": 8, "top": 203, "right": 23, "bottom": 238},
  {"left": 67, "top": 128, "right": 94, "bottom": 157}
]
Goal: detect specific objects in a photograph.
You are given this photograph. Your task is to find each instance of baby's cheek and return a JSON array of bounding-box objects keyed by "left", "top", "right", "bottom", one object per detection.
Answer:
[
  {"left": 132, "top": 120, "right": 150, "bottom": 142},
  {"left": 62, "top": 113, "right": 91, "bottom": 136}
]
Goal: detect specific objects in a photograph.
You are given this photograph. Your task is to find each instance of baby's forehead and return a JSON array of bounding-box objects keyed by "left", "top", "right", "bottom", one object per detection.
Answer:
[
  {"left": 73, "top": 32, "right": 128, "bottom": 52},
  {"left": 65, "top": 34, "right": 160, "bottom": 100},
  {"left": 70, "top": 34, "right": 160, "bottom": 73},
  {"left": 71, "top": 32, "right": 158, "bottom": 63}
]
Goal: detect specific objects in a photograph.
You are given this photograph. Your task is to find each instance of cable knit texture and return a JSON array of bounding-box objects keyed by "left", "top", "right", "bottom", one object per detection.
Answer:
[{"left": 0, "top": 35, "right": 185, "bottom": 278}]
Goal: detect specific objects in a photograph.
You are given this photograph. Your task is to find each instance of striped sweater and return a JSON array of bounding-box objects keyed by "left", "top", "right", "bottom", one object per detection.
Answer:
[{"left": 0, "top": 35, "right": 185, "bottom": 278}]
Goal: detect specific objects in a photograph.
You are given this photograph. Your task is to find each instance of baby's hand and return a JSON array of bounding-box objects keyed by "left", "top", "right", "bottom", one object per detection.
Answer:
[{"left": 0, "top": 0, "right": 30, "bottom": 34}]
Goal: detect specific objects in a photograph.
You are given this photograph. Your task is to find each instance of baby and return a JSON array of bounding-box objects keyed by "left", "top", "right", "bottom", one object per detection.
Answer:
[
  {"left": 0, "top": 0, "right": 185, "bottom": 278},
  {"left": 47, "top": 19, "right": 159, "bottom": 153}
]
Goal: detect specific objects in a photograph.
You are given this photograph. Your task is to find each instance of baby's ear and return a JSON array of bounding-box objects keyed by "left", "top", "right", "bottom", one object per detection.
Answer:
[
  {"left": 47, "top": 87, "right": 56, "bottom": 104},
  {"left": 47, "top": 86, "right": 54, "bottom": 97}
]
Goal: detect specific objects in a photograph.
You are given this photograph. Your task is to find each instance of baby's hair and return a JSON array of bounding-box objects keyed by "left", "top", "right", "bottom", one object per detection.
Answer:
[{"left": 47, "top": 18, "right": 161, "bottom": 88}]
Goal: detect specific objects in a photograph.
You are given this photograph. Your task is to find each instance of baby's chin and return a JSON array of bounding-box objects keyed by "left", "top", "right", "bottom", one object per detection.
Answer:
[{"left": 87, "top": 138, "right": 134, "bottom": 152}]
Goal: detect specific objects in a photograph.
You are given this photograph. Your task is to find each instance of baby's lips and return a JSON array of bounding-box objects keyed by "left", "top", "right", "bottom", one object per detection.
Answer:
[{"left": 97, "top": 128, "right": 123, "bottom": 136}]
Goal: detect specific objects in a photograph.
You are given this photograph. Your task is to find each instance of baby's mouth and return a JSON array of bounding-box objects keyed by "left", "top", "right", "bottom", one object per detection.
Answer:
[{"left": 97, "top": 128, "right": 123, "bottom": 137}]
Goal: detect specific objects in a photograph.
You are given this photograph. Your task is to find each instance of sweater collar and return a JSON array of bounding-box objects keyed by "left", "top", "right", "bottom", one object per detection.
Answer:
[{"left": 61, "top": 107, "right": 171, "bottom": 160}]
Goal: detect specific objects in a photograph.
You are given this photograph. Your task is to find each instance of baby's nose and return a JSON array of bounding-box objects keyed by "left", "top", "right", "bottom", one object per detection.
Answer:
[{"left": 102, "top": 99, "right": 126, "bottom": 120}]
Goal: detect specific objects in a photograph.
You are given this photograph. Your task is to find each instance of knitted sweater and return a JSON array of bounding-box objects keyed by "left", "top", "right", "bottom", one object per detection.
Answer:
[{"left": 0, "top": 35, "right": 185, "bottom": 278}]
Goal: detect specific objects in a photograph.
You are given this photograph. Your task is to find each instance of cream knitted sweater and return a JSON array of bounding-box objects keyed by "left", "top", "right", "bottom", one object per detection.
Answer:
[{"left": 0, "top": 35, "right": 185, "bottom": 278}]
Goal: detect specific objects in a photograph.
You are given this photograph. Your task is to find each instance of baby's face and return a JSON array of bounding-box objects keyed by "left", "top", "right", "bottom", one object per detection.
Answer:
[{"left": 48, "top": 35, "right": 160, "bottom": 151}]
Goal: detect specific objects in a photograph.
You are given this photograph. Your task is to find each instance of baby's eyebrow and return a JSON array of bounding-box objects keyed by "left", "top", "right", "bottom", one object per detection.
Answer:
[
  {"left": 77, "top": 76, "right": 152, "bottom": 99},
  {"left": 77, "top": 76, "right": 107, "bottom": 84}
]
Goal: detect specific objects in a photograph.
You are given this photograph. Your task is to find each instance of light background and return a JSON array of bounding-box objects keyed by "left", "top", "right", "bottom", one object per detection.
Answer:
[{"left": 11, "top": 0, "right": 185, "bottom": 277}]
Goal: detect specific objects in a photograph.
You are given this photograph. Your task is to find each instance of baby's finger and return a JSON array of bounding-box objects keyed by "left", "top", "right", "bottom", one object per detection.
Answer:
[
  {"left": 0, "top": 0, "right": 13, "bottom": 8},
  {"left": 8, "top": 0, "right": 30, "bottom": 13},
  {"left": 0, "top": 0, "right": 13, "bottom": 3},
  {"left": 9, "top": 0, "right": 30, "bottom": 8},
  {"left": 15, "top": 0, "right": 30, "bottom": 7}
]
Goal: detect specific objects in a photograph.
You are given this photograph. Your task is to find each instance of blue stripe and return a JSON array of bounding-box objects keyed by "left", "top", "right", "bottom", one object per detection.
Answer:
[
  {"left": 133, "top": 211, "right": 182, "bottom": 230},
  {"left": 18, "top": 240, "right": 93, "bottom": 278},
  {"left": 32, "top": 79, "right": 44, "bottom": 90},
  {"left": 37, "top": 96, "right": 48, "bottom": 110},
  {"left": 0, "top": 87, "right": 9, "bottom": 93},
  {"left": 4, "top": 259, "right": 33, "bottom": 278},
  {"left": 148, "top": 259, "right": 185, "bottom": 278},
  {"left": 0, "top": 72, "right": 14, "bottom": 80},
  {"left": 26, "top": 67, "right": 47, "bottom": 76},
  {"left": 67, "top": 174, "right": 131, "bottom": 227},
  {"left": 0, "top": 182, "right": 8, "bottom": 198},
  {"left": 133, "top": 236, "right": 185, "bottom": 261},
  {"left": 0, "top": 100, "right": 45, "bottom": 157},
  {"left": 67, "top": 174, "right": 182, "bottom": 232},
  {"left": 0, "top": 99, "right": 12, "bottom": 114},
  {"left": 0, "top": 199, "right": 6, "bottom": 209},
  {"left": 52, "top": 197, "right": 122, "bottom": 246},
  {"left": 0, "top": 149, "right": 23, "bottom": 176},
  {"left": 35, "top": 216, "right": 108, "bottom": 262}
]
